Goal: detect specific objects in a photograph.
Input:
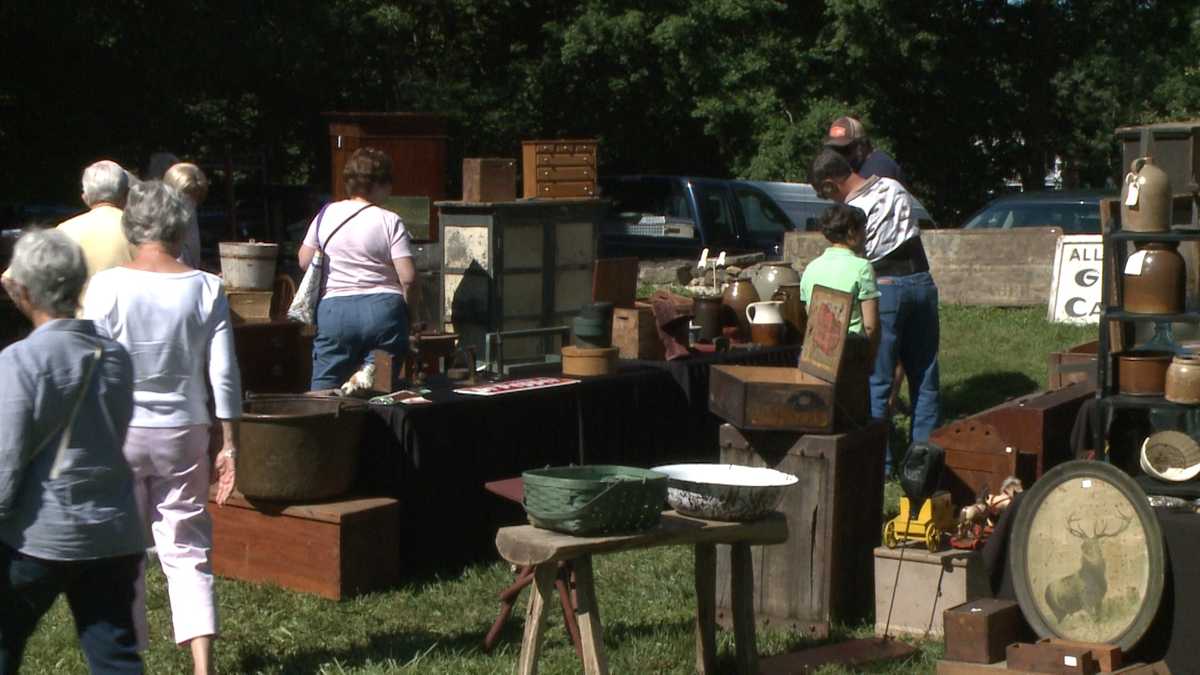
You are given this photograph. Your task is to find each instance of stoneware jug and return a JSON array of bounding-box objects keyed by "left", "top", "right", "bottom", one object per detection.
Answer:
[
  {"left": 693, "top": 294, "right": 724, "bottom": 341},
  {"left": 746, "top": 300, "right": 785, "bottom": 346},
  {"left": 1123, "top": 241, "right": 1185, "bottom": 314},
  {"left": 772, "top": 283, "right": 806, "bottom": 345},
  {"left": 722, "top": 279, "right": 759, "bottom": 340},
  {"left": 1121, "top": 157, "right": 1171, "bottom": 232},
  {"left": 751, "top": 262, "right": 801, "bottom": 302}
]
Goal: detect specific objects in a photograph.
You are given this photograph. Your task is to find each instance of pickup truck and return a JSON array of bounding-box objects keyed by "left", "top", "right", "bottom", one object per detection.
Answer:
[{"left": 595, "top": 175, "right": 936, "bottom": 260}]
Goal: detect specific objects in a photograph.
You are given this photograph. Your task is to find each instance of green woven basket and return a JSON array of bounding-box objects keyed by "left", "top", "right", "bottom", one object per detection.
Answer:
[{"left": 522, "top": 465, "right": 668, "bottom": 536}]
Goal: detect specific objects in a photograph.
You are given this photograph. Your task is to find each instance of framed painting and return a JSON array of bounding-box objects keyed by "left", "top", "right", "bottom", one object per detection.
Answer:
[
  {"left": 798, "top": 284, "right": 853, "bottom": 382},
  {"left": 1009, "top": 460, "right": 1164, "bottom": 651}
]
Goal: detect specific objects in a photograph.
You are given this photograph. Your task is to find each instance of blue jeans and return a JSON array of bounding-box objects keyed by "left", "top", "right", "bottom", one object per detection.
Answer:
[
  {"left": 870, "top": 271, "right": 941, "bottom": 471},
  {"left": 0, "top": 544, "right": 143, "bottom": 674},
  {"left": 312, "top": 292, "right": 409, "bottom": 390}
]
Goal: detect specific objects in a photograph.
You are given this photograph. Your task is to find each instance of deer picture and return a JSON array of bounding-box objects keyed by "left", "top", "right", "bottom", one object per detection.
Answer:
[{"left": 1043, "top": 508, "right": 1134, "bottom": 623}]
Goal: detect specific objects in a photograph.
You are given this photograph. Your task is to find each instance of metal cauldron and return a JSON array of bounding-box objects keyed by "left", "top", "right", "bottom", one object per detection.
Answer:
[{"left": 238, "top": 394, "right": 368, "bottom": 501}]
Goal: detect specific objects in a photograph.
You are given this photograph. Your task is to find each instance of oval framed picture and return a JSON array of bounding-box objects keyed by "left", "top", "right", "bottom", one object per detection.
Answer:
[{"left": 1009, "top": 460, "right": 1165, "bottom": 651}]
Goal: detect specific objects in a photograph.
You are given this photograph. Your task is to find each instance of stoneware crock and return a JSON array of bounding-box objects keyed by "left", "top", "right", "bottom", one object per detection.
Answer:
[
  {"left": 1115, "top": 351, "right": 1173, "bottom": 396},
  {"left": 1123, "top": 241, "right": 1185, "bottom": 314},
  {"left": 751, "top": 261, "right": 800, "bottom": 303},
  {"left": 1165, "top": 353, "right": 1200, "bottom": 404}
]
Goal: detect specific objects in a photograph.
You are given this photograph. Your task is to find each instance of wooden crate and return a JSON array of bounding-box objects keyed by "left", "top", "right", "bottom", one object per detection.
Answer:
[
  {"left": 232, "top": 320, "right": 312, "bottom": 394},
  {"left": 521, "top": 139, "right": 597, "bottom": 199},
  {"left": 210, "top": 493, "right": 400, "bottom": 600},
  {"left": 462, "top": 158, "right": 516, "bottom": 203},
  {"left": 932, "top": 419, "right": 1037, "bottom": 506},
  {"left": 1007, "top": 642, "right": 1098, "bottom": 674},
  {"left": 709, "top": 360, "right": 869, "bottom": 433},
  {"left": 714, "top": 422, "right": 887, "bottom": 637},
  {"left": 874, "top": 545, "right": 989, "bottom": 638},
  {"left": 227, "top": 289, "right": 273, "bottom": 323},
  {"left": 943, "top": 598, "right": 1025, "bottom": 664},
  {"left": 612, "top": 304, "right": 662, "bottom": 359},
  {"left": 1038, "top": 639, "right": 1122, "bottom": 672},
  {"left": 1047, "top": 340, "right": 1098, "bottom": 390}
]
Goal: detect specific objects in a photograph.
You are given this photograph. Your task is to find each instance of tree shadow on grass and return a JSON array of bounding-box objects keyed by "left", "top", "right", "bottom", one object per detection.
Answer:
[{"left": 941, "top": 371, "right": 1039, "bottom": 421}]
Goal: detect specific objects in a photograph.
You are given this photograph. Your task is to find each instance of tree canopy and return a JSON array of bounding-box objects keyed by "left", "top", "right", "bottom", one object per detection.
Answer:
[{"left": 2, "top": 0, "right": 1197, "bottom": 224}]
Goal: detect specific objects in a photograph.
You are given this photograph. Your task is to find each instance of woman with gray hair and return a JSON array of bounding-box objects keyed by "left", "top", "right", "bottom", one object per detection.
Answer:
[
  {"left": 82, "top": 181, "right": 240, "bottom": 675},
  {"left": 0, "top": 229, "right": 145, "bottom": 673}
]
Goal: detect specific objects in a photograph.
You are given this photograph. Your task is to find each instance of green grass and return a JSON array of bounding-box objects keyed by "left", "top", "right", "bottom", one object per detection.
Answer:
[{"left": 18, "top": 306, "right": 1096, "bottom": 674}]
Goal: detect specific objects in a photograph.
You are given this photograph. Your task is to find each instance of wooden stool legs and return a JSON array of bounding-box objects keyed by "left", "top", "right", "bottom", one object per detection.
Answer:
[
  {"left": 484, "top": 563, "right": 582, "bottom": 658},
  {"left": 694, "top": 543, "right": 718, "bottom": 674},
  {"left": 519, "top": 556, "right": 607, "bottom": 675},
  {"left": 730, "top": 543, "right": 759, "bottom": 675},
  {"left": 696, "top": 543, "right": 757, "bottom": 675}
]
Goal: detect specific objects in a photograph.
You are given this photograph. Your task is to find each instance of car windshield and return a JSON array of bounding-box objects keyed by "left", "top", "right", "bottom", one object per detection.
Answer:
[
  {"left": 599, "top": 179, "right": 694, "bottom": 223},
  {"left": 963, "top": 201, "right": 1100, "bottom": 234}
]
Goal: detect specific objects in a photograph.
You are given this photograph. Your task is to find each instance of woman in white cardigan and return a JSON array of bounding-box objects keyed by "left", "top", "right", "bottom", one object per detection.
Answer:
[{"left": 82, "top": 180, "right": 239, "bottom": 675}]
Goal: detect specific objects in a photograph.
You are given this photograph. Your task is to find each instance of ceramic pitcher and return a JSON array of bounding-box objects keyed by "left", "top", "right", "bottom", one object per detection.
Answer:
[{"left": 746, "top": 300, "right": 784, "bottom": 346}]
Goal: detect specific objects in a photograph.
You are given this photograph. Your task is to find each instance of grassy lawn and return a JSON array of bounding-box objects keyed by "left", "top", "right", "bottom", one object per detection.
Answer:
[{"left": 19, "top": 306, "right": 1095, "bottom": 674}]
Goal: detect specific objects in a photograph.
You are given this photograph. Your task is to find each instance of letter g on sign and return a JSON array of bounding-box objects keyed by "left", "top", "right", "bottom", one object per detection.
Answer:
[{"left": 1075, "top": 269, "right": 1100, "bottom": 288}]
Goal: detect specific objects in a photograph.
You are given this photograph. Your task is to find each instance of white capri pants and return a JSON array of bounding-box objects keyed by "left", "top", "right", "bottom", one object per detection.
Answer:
[{"left": 124, "top": 425, "right": 218, "bottom": 647}]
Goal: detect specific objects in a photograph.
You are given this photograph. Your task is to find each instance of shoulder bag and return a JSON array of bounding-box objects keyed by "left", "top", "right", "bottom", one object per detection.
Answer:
[{"left": 287, "top": 203, "right": 371, "bottom": 324}]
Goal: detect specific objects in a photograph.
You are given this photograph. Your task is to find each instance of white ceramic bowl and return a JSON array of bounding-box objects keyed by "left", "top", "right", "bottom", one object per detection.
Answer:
[{"left": 650, "top": 463, "right": 799, "bottom": 521}]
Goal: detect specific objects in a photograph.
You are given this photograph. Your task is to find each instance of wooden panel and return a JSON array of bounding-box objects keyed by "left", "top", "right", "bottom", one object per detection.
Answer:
[
  {"left": 554, "top": 268, "right": 592, "bottom": 313},
  {"left": 443, "top": 225, "right": 490, "bottom": 271},
  {"left": 536, "top": 181, "right": 596, "bottom": 198},
  {"left": 784, "top": 229, "right": 1065, "bottom": 307},
  {"left": 502, "top": 272, "right": 543, "bottom": 316},
  {"left": 715, "top": 423, "right": 888, "bottom": 636},
  {"left": 592, "top": 258, "right": 639, "bottom": 309},
  {"left": 932, "top": 419, "right": 1029, "bottom": 505},
  {"left": 232, "top": 321, "right": 311, "bottom": 394},
  {"left": 503, "top": 223, "right": 545, "bottom": 268},
  {"left": 210, "top": 496, "right": 400, "bottom": 600},
  {"left": 557, "top": 222, "right": 595, "bottom": 265},
  {"left": 538, "top": 166, "right": 595, "bottom": 181}
]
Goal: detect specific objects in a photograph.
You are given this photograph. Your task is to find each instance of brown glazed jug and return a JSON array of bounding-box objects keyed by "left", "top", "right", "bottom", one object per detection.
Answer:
[
  {"left": 772, "top": 283, "right": 807, "bottom": 345},
  {"left": 1121, "top": 157, "right": 1171, "bottom": 232},
  {"left": 722, "top": 279, "right": 759, "bottom": 340},
  {"left": 1123, "top": 241, "right": 1185, "bottom": 314}
]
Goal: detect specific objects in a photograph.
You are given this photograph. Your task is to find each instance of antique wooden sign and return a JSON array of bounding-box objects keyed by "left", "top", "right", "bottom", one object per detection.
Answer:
[
  {"left": 1009, "top": 461, "right": 1164, "bottom": 651},
  {"left": 798, "top": 284, "right": 852, "bottom": 382}
]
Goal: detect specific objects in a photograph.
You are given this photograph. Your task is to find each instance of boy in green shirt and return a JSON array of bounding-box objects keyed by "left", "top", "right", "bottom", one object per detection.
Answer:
[{"left": 800, "top": 203, "right": 881, "bottom": 359}]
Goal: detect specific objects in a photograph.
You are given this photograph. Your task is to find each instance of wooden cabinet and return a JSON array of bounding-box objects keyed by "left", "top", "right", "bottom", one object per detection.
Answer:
[
  {"left": 436, "top": 199, "right": 606, "bottom": 362},
  {"left": 233, "top": 320, "right": 312, "bottom": 394},
  {"left": 521, "top": 139, "right": 598, "bottom": 199},
  {"left": 324, "top": 112, "right": 448, "bottom": 241},
  {"left": 462, "top": 158, "right": 516, "bottom": 202}
]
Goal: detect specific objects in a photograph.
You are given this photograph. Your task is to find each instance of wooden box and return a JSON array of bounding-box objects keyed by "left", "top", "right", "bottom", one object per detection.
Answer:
[
  {"left": 436, "top": 199, "right": 606, "bottom": 361},
  {"left": 227, "top": 289, "right": 273, "bottom": 323},
  {"left": 973, "top": 381, "right": 1095, "bottom": 477},
  {"left": 874, "top": 545, "right": 988, "bottom": 638},
  {"left": 709, "top": 357, "right": 869, "bottom": 433},
  {"left": 210, "top": 493, "right": 400, "bottom": 600},
  {"left": 232, "top": 320, "right": 312, "bottom": 394},
  {"left": 1007, "top": 642, "right": 1098, "bottom": 674},
  {"left": 715, "top": 422, "right": 888, "bottom": 637},
  {"left": 612, "top": 304, "right": 663, "bottom": 360},
  {"left": 462, "top": 158, "right": 516, "bottom": 203},
  {"left": 1038, "top": 639, "right": 1122, "bottom": 672},
  {"left": 324, "top": 112, "right": 448, "bottom": 241},
  {"left": 932, "top": 419, "right": 1037, "bottom": 506},
  {"left": 521, "top": 139, "right": 598, "bottom": 199},
  {"left": 943, "top": 598, "right": 1024, "bottom": 664},
  {"left": 1047, "top": 340, "right": 1098, "bottom": 390}
]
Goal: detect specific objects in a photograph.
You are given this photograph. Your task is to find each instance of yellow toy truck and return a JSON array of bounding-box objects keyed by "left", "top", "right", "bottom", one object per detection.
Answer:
[{"left": 883, "top": 491, "right": 956, "bottom": 552}]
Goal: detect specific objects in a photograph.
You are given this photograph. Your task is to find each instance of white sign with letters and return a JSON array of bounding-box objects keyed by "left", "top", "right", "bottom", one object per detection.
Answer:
[{"left": 1047, "top": 234, "right": 1103, "bottom": 324}]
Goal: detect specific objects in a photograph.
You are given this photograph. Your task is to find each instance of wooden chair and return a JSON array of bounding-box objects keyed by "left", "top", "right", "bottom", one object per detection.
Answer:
[{"left": 482, "top": 478, "right": 582, "bottom": 658}]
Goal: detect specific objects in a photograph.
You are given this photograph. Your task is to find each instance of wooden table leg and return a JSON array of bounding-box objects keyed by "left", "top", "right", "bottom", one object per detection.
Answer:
[
  {"left": 730, "top": 543, "right": 758, "bottom": 675},
  {"left": 572, "top": 555, "right": 609, "bottom": 675},
  {"left": 518, "top": 564, "right": 556, "bottom": 675},
  {"left": 694, "top": 543, "right": 718, "bottom": 675}
]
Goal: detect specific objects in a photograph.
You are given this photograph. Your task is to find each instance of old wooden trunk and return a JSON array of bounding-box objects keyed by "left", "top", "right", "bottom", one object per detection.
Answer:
[
  {"left": 709, "top": 362, "right": 869, "bottom": 434},
  {"left": 932, "top": 419, "right": 1037, "bottom": 506},
  {"left": 436, "top": 199, "right": 605, "bottom": 361},
  {"left": 943, "top": 598, "right": 1025, "bottom": 664},
  {"left": 521, "top": 140, "right": 598, "bottom": 199},
  {"left": 612, "top": 304, "right": 662, "bottom": 360},
  {"left": 210, "top": 493, "right": 400, "bottom": 600},
  {"left": 462, "top": 158, "right": 516, "bottom": 203},
  {"left": 972, "top": 381, "right": 1095, "bottom": 477},
  {"left": 714, "top": 422, "right": 887, "bottom": 637}
]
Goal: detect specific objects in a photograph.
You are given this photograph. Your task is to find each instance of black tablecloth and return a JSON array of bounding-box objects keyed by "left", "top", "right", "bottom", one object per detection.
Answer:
[
  {"left": 983, "top": 494, "right": 1200, "bottom": 671},
  {"left": 356, "top": 347, "right": 801, "bottom": 568}
]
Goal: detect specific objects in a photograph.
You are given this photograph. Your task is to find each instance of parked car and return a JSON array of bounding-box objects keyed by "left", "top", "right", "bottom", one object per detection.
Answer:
[
  {"left": 596, "top": 175, "right": 796, "bottom": 260},
  {"left": 749, "top": 181, "right": 938, "bottom": 231},
  {"left": 961, "top": 190, "right": 1115, "bottom": 234}
]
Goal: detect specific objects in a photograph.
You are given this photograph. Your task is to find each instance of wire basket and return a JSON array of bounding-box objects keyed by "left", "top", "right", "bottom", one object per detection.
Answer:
[{"left": 522, "top": 465, "right": 668, "bottom": 535}]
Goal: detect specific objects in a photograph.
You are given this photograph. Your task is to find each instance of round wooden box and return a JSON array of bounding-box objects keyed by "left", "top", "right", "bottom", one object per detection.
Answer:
[{"left": 561, "top": 345, "right": 618, "bottom": 377}]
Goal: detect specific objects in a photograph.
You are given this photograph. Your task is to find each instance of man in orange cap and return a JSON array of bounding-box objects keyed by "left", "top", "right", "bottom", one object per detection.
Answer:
[{"left": 824, "top": 116, "right": 905, "bottom": 184}]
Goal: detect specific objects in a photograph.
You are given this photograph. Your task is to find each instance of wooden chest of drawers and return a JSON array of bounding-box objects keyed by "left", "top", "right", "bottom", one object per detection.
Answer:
[{"left": 521, "top": 139, "right": 598, "bottom": 199}]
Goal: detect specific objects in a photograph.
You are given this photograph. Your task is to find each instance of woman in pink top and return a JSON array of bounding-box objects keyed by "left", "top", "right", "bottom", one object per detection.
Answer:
[{"left": 298, "top": 148, "right": 418, "bottom": 389}]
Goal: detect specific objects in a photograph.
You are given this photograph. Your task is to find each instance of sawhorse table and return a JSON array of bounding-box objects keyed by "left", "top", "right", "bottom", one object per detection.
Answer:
[{"left": 495, "top": 510, "right": 788, "bottom": 674}]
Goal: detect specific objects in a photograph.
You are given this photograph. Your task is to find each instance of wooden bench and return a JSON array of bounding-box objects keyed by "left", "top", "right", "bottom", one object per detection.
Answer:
[{"left": 496, "top": 510, "right": 788, "bottom": 675}]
